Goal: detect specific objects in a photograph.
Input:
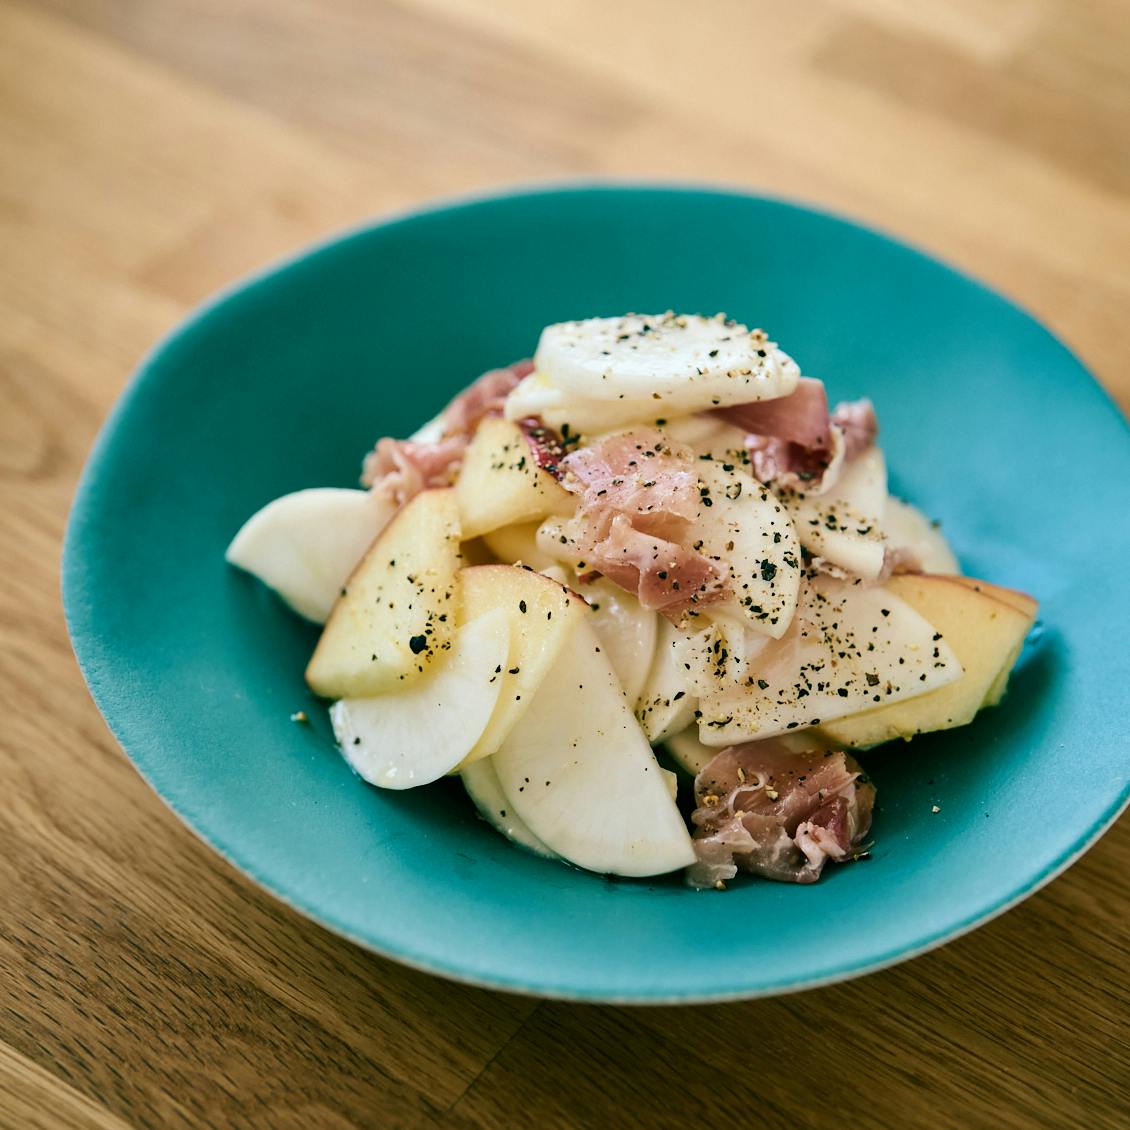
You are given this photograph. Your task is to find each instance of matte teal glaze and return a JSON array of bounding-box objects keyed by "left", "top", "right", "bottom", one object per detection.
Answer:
[{"left": 64, "top": 184, "right": 1130, "bottom": 1002}]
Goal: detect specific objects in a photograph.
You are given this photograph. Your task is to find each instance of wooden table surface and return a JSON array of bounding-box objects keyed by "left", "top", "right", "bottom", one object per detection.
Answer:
[{"left": 3, "top": 1, "right": 1128, "bottom": 1126}]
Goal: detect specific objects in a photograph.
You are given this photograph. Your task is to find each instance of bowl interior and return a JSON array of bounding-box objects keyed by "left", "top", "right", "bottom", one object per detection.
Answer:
[{"left": 64, "top": 185, "right": 1130, "bottom": 1001}]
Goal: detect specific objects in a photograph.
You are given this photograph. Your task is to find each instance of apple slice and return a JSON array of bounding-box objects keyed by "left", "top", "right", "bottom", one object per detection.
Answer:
[
  {"left": 458, "top": 565, "right": 588, "bottom": 764},
  {"left": 492, "top": 617, "right": 697, "bottom": 877},
  {"left": 330, "top": 609, "right": 510, "bottom": 789},
  {"left": 635, "top": 617, "right": 698, "bottom": 742},
  {"left": 455, "top": 417, "right": 574, "bottom": 539},
  {"left": 883, "top": 496, "right": 960, "bottom": 574},
  {"left": 226, "top": 488, "right": 397, "bottom": 623},
  {"left": 694, "top": 460, "right": 801, "bottom": 639},
  {"left": 306, "top": 489, "right": 461, "bottom": 697},
  {"left": 945, "top": 577, "right": 1037, "bottom": 707},
  {"left": 779, "top": 447, "right": 888, "bottom": 579},
  {"left": 947, "top": 576, "right": 1037, "bottom": 617},
  {"left": 817, "top": 574, "right": 1037, "bottom": 748},
  {"left": 570, "top": 573, "right": 658, "bottom": 704},
  {"left": 461, "top": 757, "right": 557, "bottom": 859},
  {"left": 481, "top": 520, "right": 557, "bottom": 570},
  {"left": 696, "top": 573, "right": 963, "bottom": 745}
]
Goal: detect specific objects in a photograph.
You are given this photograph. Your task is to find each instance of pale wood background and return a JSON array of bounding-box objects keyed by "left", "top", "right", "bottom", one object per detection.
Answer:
[{"left": 2, "top": 1, "right": 1128, "bottom": 1127}]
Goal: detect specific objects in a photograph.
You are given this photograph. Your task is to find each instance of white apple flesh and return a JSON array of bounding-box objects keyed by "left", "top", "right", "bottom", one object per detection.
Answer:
[
  {"left": 455, "top": 417, "right": 574, "bottom": 540},
  {"left": 883, "top": 496, "right": 960, "bottom": 574},
  {"left": 306, "top": 489, "right": 462, "bottom": 698}
]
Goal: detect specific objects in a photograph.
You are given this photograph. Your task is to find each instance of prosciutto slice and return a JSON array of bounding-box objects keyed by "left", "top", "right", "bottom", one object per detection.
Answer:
[
  {"left": 716, "top": 377, "right": 831, "bottom": 449},
  {"left": 715, "top": 378, "right": 878, "bottom": 491},
  {"left": 686, "top": 741, "right": 875, "bottom": 887},
  {"left": 360, "top": 436, "right": 465, "bottom": 504},
  {"left": 561, "top": 426, "right": 698, "bottom": 540},
  {"left": 583, "top": 515, "right": 729, "bottom": 615},
  {"left": 832, "top": 398, "right": 878, "bottom": 462},
  {"left": 362, "top": 359, "right": 534, "bottom": 500},
  {"left": 558, "top": 428, "right": 730, "bottom": 619},
  {"left": 444, "top": 359, "right": 534, "bottom": 439}
]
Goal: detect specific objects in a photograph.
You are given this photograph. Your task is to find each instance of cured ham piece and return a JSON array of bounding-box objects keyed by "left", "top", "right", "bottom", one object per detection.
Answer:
[
  {"left": 556, "top": 428, "right": 730, "bottom": 619},
  {"left": 362, "top": 359, "right": 534, "bottom": 500},
  {"left": 583, "top": 515, "right": 729, "bottom": 615},
  {"left": 832, "top": 399, "right": 879, "bottom": 463},
  {"left": 686, "top": 741, "right": 875, "bottom": 887},
  {"left": 716, "top": 378, "right": 879, "bottom": 491},
  {"left": 361, "top": 436, "right": 465, "bottom": 503},
  {"left": 444, "top": 359, "right": 534, "bottom": 439},
  {"left": 716, "top": 377, "right": 831, "bottom": 449},
  {"left": 561, "top": 427, "right": 698, "bottom": 540}
]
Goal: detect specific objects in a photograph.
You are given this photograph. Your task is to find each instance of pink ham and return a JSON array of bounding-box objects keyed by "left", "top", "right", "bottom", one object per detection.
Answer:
[
  {"left": 558, "top": 428, "right": 730, "bottom": 619},
  {"left": 832, "top": 398, "right": 878, "bottom": 462},
  {"left": 716, "top": 379, "right": 879, "bottom": 489},
  {"left": 580, "top": 515, "right": 729, "bottom": 615},
  {"left": 686, "top": 741, "right": 875, "bottom": 887},
  {"left": 361, "top": 359, "right": 533, "bottom": 501},
  {"left": 716, "top": 377, "right": 831, "bottom": 449},
  {"left": 443, "top": 359, "right": 534, "bottom": 439},
  {"left": 361, "top": 436, "right": 465, "bottom": 503},
  {"left": 561, "top": 427, "right": 699, "bottom": 540}
]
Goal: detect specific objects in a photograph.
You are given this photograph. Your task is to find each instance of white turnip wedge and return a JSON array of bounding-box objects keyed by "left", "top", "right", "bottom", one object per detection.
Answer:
[
  {"left": 534, "top": 313, "right": 800, "bottom": 409},
  {"left": 635, "top": 617, "right": 698, "bottom": 743},
  {"left": 694, "top": 460, "right": 801, "bottom": 639},
  {"left": 462, "top": 757, "right": 558, "bottom": 860},
  {"left": 883, "top": 496, "right": 960, "bottom": 574},
  {"left": 779, "top": 446, "right": 889, "bottom": 579},
  {"left": 458, "top": 565, "right": 588, "bottom": 765},
  {"left": 492, "top": 617, "right": 696, "bottom": 877},
  {"left": 226, "top": 487, "right": 396, "bottom": 623},
  {"left": 571, "top": 574, "right": 658, "bottom": 705},
  {"left": 330, "top": 610, "right": 510, "bottom": 789}
]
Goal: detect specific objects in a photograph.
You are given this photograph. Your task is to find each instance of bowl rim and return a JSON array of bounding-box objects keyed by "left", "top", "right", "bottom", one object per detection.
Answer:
[{"left": 62, "top": 179, "right": 1130, "bottom": 1003}]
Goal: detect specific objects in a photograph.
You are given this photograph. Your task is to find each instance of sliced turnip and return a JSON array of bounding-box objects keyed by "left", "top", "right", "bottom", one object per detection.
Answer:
[
  {"left": 779, "top": 446, "right": 888, "bottom": 579},
  {"left": 883, "top": 496, "right": 960, "bottom": 574},
  {"left": 694, "top": 460, "right": 801, "bottom": 639},
  {"left": 492, "top": 618, "right": 696, "bottom": 877},
  {"left": 462, "top": 757, "right": 558, "bottom": 859},
  {"left": 571, "top": 574, "right": 658, "bottom": 704},
  {"left": 330, "top": 609, "right": 510, "bottom": 789},
  {"left": 635, "top": 617, "right": 698, "bottom": 743},
  {"left": 226, "top": 488, "right": 396, "bottom": 623}
]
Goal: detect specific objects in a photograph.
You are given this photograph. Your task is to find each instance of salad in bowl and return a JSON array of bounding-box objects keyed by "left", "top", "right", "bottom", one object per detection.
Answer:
[{"left": 227, "top": 312, "right": 1037, "bottom": 889}]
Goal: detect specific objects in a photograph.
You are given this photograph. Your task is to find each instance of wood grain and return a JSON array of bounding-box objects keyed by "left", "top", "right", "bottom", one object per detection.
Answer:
[{"left": 1, "top": 0, "right": 1127, "bottom": 1126}]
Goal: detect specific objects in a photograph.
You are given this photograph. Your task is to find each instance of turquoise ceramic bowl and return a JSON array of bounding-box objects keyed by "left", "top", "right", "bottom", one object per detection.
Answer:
[{"left": 64, "top": 184, "right": 1130, "bottom": 1002}]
